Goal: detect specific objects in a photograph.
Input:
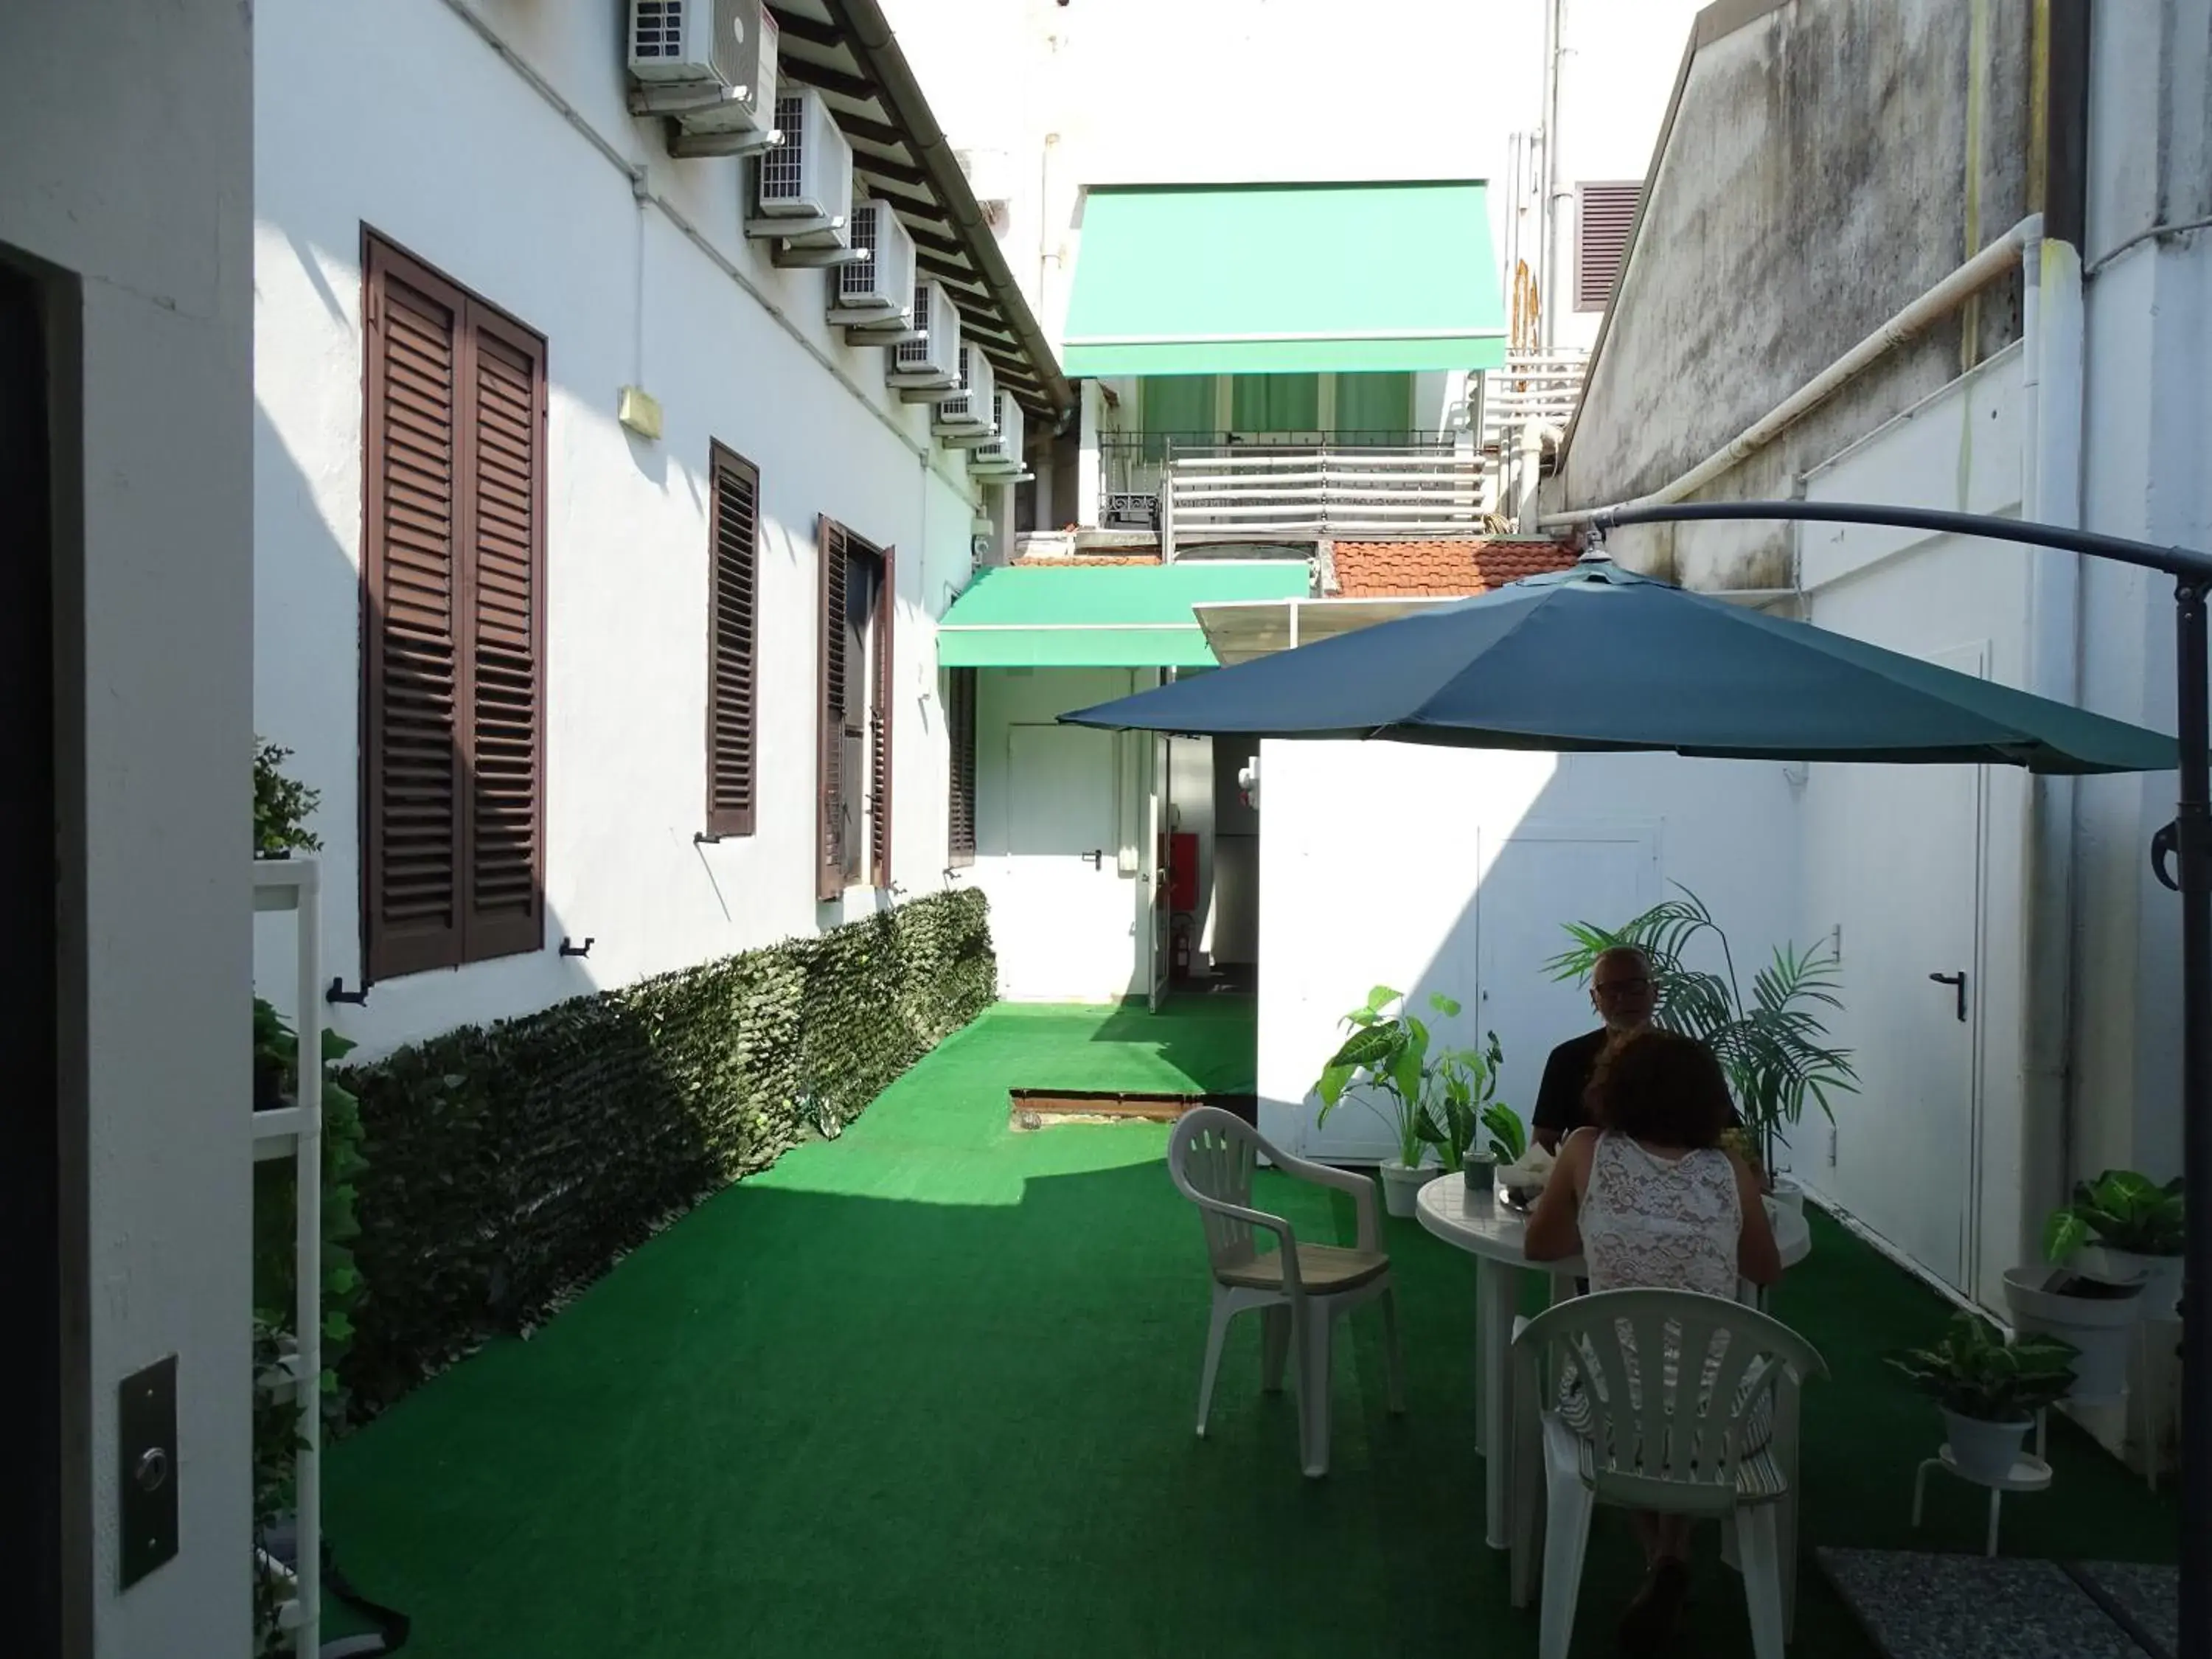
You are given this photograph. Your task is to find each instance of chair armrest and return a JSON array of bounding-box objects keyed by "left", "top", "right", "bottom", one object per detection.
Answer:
[
  {"left": 1182, "top": 1191, "right": 1307, "bottom": 1297},
  {"left": 1269, "top": 1148, "right": 1384, "bottom": 1252}
]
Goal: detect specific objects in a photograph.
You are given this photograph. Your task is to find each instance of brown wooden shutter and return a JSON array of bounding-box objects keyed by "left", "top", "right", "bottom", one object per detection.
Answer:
[
  {"left": 947, "top": 668, "right": 977, "bottom": 866},
  {"left": 815, "top": 517, "right": 849, "bottom": 902},
  {"left": 459, "top": 306, "right": 547, "bottom": 963},
  {"left": 363, "top": 241, "right": 465, "bottom": 981},
  {"left": 705, "top": 444, "right": 759, "bottom": 838},
  {"left": 1575, "top": 182, "right": 1643, "bottom": 311},
  {"left": 362, "top": 233, "right": 546, "bottom": 981},
  {"left": 869, "top": 544, "right": 896, "bottom": 887}
]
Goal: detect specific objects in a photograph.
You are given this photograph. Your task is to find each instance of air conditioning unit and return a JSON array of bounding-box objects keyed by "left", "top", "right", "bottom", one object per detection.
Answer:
[
  {"left": 827, "top": 199, "right": 918, "bottom": 331},
  {"left": 627, "top": 0, "right": 779, "bottom": 150},
  {"left": 888, "top": 282, "right": 965, "bottom": 400},
  {"left": 747, "top": 88, "right": 857, "bottom": 262},
  {"left": 933, "top": 345, "right": 999, "bottom": 445},
  {"left": 969, "top": 393, "right": 1030, "bottom": 481}
]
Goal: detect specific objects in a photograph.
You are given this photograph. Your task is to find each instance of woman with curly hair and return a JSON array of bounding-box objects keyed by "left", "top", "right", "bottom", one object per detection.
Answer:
[{"left": 1523, "top": 1027, "right": 1781, "bottom": 1653}]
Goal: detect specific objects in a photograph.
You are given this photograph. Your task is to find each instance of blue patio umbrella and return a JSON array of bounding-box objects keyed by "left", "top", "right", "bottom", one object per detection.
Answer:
[{"left": 1059, "top": 557, "right": 2177, "bottom": 773}]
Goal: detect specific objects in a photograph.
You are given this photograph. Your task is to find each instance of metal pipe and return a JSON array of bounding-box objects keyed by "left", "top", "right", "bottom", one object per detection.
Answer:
[
  {"left": 1538, "top": 0, "right": 1565, "bottom": 349},
  {"left": 1587, "top": 495, "right": 2211, "bottom": 1659},
  {"left": 1543, "top": 216, "right": 2045, "bottom": 530}
]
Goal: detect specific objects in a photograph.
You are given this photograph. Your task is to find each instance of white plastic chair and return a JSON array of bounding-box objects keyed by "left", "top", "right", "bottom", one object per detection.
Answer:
[
  {"left": 1166, "top": 1106, "right": 1405, "bottom": 1478},
  {"left": 1508, "top": 1288, "right": 1826, "bottom": 1659}
]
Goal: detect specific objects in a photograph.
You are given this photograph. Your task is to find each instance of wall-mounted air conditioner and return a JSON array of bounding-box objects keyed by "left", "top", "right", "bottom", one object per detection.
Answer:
[
  {"left": 933, "top": 345, "right": 999, "bottom": 445},
  {"left": 888, "top": 283, "right": 964, "bottom": 400},
  {"left": 627, "top": 0, "right": 779, "bottom": 155},
  {"left": 827, "top": 200, "right": 919, "bottom": 332},
  {"left": 969, "top": 393, "right": 1030, "bottom": 481},
  {"left": 747, "top": 88, "right": 857, "bottom": 262}
]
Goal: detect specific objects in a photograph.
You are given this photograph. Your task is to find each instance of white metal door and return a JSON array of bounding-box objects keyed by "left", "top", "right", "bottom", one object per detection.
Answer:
[
  {"left": 1472, "top": 824, "right": 1663, "bottom": 1128},
  {"left": 1809, "top": 646, "right": 1986, "bottom": 1292},
  {"left": 1000, "top": 724, "right": 1130, "bottom": 1002}
]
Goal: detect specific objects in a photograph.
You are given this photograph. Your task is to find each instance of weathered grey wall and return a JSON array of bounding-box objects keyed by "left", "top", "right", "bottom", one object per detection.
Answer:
[{"left": 1544, "top": 0, "right": 2034, "bottom": 589}]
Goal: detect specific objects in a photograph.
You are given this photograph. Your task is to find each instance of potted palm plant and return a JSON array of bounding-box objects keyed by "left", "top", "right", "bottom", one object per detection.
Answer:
[
  {"left": 1549, "top": 886, "right": 1856, "bottom": 1205},
  {"left": 2043, "top": 1169, "right": 2185, "bottom": 1317},
  {"left": 1316, "top": 987, "right": 1469, "bottom": 1217},
  {"left": 1888, "top": 1311, "right": 2079, "bottom": 1484}
]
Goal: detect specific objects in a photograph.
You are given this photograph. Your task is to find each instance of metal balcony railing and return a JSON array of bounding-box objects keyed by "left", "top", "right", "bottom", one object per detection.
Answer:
[
  {"left": 1481, "top": 350, "right": 1590, "bottom": 451},
  {"left": 1097, "top": 431, "right": 1484, "bottom": 552}
]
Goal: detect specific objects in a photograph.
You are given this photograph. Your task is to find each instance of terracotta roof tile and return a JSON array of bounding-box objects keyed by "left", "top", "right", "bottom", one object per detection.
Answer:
[{"left": 1329, "top": 538, "right": 1576, "bottom": 599}]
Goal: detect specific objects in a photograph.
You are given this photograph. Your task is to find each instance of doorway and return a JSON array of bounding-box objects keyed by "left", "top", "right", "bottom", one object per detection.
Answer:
[{"left": 1, "top": 253, "right": 67, "bottom": 1657}]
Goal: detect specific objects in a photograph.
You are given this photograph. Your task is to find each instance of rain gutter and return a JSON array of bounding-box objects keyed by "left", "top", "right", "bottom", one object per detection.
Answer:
[{"left": 1540, "top": 214, "right": 2045, "bottom": 532}]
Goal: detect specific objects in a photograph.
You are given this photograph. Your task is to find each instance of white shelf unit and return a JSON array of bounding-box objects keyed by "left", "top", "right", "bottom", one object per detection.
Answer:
[{"left": 251, "top": 857, "right": 322, "bottom": 1656}]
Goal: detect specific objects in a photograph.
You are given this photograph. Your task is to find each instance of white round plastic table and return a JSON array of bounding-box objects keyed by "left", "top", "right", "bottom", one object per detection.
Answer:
[{"left": 1415, "top": 1173, "right": 1813, "bottom": 1549}]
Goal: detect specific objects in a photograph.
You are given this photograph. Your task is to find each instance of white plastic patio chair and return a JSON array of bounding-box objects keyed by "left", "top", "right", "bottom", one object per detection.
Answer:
[
  {"left": 1165, "top": 1106, "right": 1405, "bottom": 1478},
  {"left": 1507, "top": 1287, "right": 1826, "bottom": 1659}
]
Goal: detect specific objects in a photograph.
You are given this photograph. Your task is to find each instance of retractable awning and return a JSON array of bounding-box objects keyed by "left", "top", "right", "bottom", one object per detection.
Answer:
[
  {"left": 1060, "top": 181, "right": 1507, "bottom": 378},
  {"left": 936, "top": 562, "right": 1312, "bottom": 669}
]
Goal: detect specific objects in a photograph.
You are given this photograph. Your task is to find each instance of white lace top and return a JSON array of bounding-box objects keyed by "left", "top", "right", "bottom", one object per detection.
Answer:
[{"left": 1579, "top": 1132, "right": 1742, "bottom": 1298}]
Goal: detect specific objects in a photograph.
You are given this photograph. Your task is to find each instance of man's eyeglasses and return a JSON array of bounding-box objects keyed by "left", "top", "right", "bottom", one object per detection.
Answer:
[{"left": 1593, "top": 976, "right": 1652, "bottom": 997}]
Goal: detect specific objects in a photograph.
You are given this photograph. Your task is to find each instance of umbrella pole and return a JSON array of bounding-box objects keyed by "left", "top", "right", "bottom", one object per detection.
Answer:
[{"left": 2172, "top": 577, "right": 2210, "bottom": 1659}]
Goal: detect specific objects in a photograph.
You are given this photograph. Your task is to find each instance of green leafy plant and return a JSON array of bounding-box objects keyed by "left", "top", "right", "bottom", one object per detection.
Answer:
[
  {"left": 1416, "top": 1032, "right": 1518, "bottom": 1171},
  {"left": 254, "top": 739, "right": 322, "bottom": 858},
  {"left": 1885, "top": 1310, "right": 2079, "bottom": 1422},
  {"left": 1315, "top": 987, "right": 1499, "bottom": 1170},
  {"left": 2044, "top": 1169, "right": 2185, "bottom": 1262},
  {"left": 1548, "top": 885, "right": 1857, "bottom": 1169},
  {"left": 250, "top": 1312, "right": 307, "bottom": 1656}
]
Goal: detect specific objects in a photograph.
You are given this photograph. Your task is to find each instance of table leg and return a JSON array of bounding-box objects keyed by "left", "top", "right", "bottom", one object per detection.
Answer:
[
  {"left": 1470, "top": 1270, "right": 1487, "bottom": 1458},
  {"left": 1478, "top": 1256, "right": 1514, "bottom": 1549}
]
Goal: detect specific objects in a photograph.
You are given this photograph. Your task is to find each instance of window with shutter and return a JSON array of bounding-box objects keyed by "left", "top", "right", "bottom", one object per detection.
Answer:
[
  {"left": 815, "top": 517, "right": 890, "bottom": 902},
  {"left": 1574, "top": 181, "right": 1644, "bottom": 312},
  {"left": 362, "top": 232, "right": 546, "bottom": 981},
  {"left": 946, "top": 668, "right": 978, "bottom": 867},
  {"left": 705, "top": 443, "right": 759, "bottom": 838}
]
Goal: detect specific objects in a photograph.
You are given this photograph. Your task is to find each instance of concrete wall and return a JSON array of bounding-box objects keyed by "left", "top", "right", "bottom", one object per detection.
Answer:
[
  {"left": 0, "top": 1, "right": 255, "bottom": 1652},
  {"left": 253, "top": 0, "right": 993, "bottom": 1057},
  {"left": 1546, "top": 0, "right": 2034, "bottom": 589},
  {"left": 1257, "top": 742, "right": 1798, "bottom": 1161}
]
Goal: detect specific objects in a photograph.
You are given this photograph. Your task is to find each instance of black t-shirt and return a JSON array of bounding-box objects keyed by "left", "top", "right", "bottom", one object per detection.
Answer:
[{"left": 1531, "top": 1027, "right": 1611, "bottom": 1138}]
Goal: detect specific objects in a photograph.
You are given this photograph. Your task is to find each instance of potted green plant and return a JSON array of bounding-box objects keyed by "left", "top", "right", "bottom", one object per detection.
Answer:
[
  {"left": 1887, "top": 1311, "right": 2079, "bottom": 1484},
  {"left": 1414, "top": 1033, "right": 1519, "bottom": 1199},
  {"left": 2042, "top": 1169, "right": 2185, "bottom": 1318},
  {"left": 254, "top": 738, "right": 322, "bottom": 859},
  {"left": 1550, "top": 885, "right": 1857, "bottom": 1206},
  {"left": 1316, "top": 987, "right": 1465, "bottom": 1217}
]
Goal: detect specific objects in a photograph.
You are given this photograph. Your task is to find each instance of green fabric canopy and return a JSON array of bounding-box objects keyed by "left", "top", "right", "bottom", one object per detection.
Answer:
[
  {"left": 936, "top": 561, "right": 1312, "bottom": 669},
  {"left": 1062, "top": 182, "right": 1507, "bottom": 377}
]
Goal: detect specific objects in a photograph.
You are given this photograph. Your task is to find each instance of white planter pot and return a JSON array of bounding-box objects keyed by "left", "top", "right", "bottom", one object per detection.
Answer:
[
  {"left": 1767, "top": 1175, "right": 1806, "bottom": 1216},
  {"left": 2002, "top": 1265, "right": 2144, "bottom": 1402},
  {"left": 1380, "top": 1161, "right": 1439, "bottom": 1218},
  {"left": 1941, "top": 1411, "right": 2033, "bottom": 1485},
  {"left": 2074, "top": 1248, "right": 2183, "bottom": 1320}
]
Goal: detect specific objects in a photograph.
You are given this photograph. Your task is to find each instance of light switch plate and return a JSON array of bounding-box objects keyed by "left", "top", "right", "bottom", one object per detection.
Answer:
[{"left": 118, "top": 1355, "right": 178, "bottom": 1589}]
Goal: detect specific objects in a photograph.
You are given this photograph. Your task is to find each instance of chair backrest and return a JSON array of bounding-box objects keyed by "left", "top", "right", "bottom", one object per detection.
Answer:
[
  {"left": 1165, "top": 1106, "right": 1277, "bottom": 1270},
  {"left": 1513, "top": 1287, "right": 1828, "bottom": 1514}
]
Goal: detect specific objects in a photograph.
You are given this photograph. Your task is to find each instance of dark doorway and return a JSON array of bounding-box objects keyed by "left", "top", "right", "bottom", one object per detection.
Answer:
[{"left": 0, "top": 255, "right": 64, "bottom": 1656}]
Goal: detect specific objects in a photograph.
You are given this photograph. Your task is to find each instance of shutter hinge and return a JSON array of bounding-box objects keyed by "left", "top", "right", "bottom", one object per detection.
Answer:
[{"left": 364, "top": 282, "right": 380, "bottom": 330}]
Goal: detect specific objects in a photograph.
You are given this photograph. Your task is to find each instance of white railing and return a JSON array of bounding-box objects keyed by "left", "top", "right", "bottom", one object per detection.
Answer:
[
  {"left": 1158, "top": 441, "right": 1486, "bottom": 557},
  {"left": 1481, "top": 349, "right": 1590, "bottom": 450}
]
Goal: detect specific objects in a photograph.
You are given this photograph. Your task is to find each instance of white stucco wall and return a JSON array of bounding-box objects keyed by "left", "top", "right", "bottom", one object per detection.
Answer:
[
  {"left": 1257, "top": 743, "right": 1798, "bottom": 1161},
  {"left": 1, "top": 1, "right": 255, "bottom": 1652},
  {"left": 253, "top": 0, "right": 995, "bottom": 1057}
]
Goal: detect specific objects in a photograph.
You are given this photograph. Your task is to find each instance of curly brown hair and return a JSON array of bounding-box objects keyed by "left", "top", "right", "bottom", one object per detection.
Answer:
[{"left": 1584, "top": 1028, "right": 1734, "bottom": 1148}]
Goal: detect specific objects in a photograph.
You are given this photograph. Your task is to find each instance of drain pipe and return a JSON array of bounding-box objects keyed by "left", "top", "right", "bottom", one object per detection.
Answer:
[{"left": 1541, "top": 215, "right": 2044, "bottom": 531}]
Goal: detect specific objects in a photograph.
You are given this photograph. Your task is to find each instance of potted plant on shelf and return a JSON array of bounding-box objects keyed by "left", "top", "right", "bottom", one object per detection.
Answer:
[
  {"left": 254, "top": 738, "right": 322, "bottom": 860},
  {"left": 1549, "top": 885, "right": 1856, "bottom": 1208},
  {"left": 2042, "top": 1169, "right": 2186, "bottom": 1318},
  {"left": 1887, "top": 1310, "right": 2079, "bottom": 1485},
  {"left": 1316, "top": 986, "right": 1475, "bottom": 1217}
]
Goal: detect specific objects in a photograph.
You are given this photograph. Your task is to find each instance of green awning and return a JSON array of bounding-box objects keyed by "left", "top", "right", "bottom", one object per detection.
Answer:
[
  {"left": 1061, "top": 181, "right": 1507, "bottom": 378},
  {"left": 936, "top": 561, "right": 1312, "bottom": 669}
]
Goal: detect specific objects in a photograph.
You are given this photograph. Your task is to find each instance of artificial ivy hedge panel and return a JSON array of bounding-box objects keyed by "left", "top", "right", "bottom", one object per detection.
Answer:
[{"left": 338, "top": 889, "right": 995, "bottom": 1419}]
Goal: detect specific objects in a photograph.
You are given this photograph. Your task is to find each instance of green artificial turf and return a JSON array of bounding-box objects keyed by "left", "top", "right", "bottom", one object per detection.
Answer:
[{"left": 324, "top": 1001, "right": 2174, "bottom": 1658}]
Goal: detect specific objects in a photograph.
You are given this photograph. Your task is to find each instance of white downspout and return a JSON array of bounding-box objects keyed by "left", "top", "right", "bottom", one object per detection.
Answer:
[
  {"left": 1539, "top": 0, "right": 1565, "bottom": 349},
  {"left": 1541, "top": 215, "right": 2045, "bottom": 532},
  {"left": 2020, "top": 231, "right": 2086, "bottom": 1244}
]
